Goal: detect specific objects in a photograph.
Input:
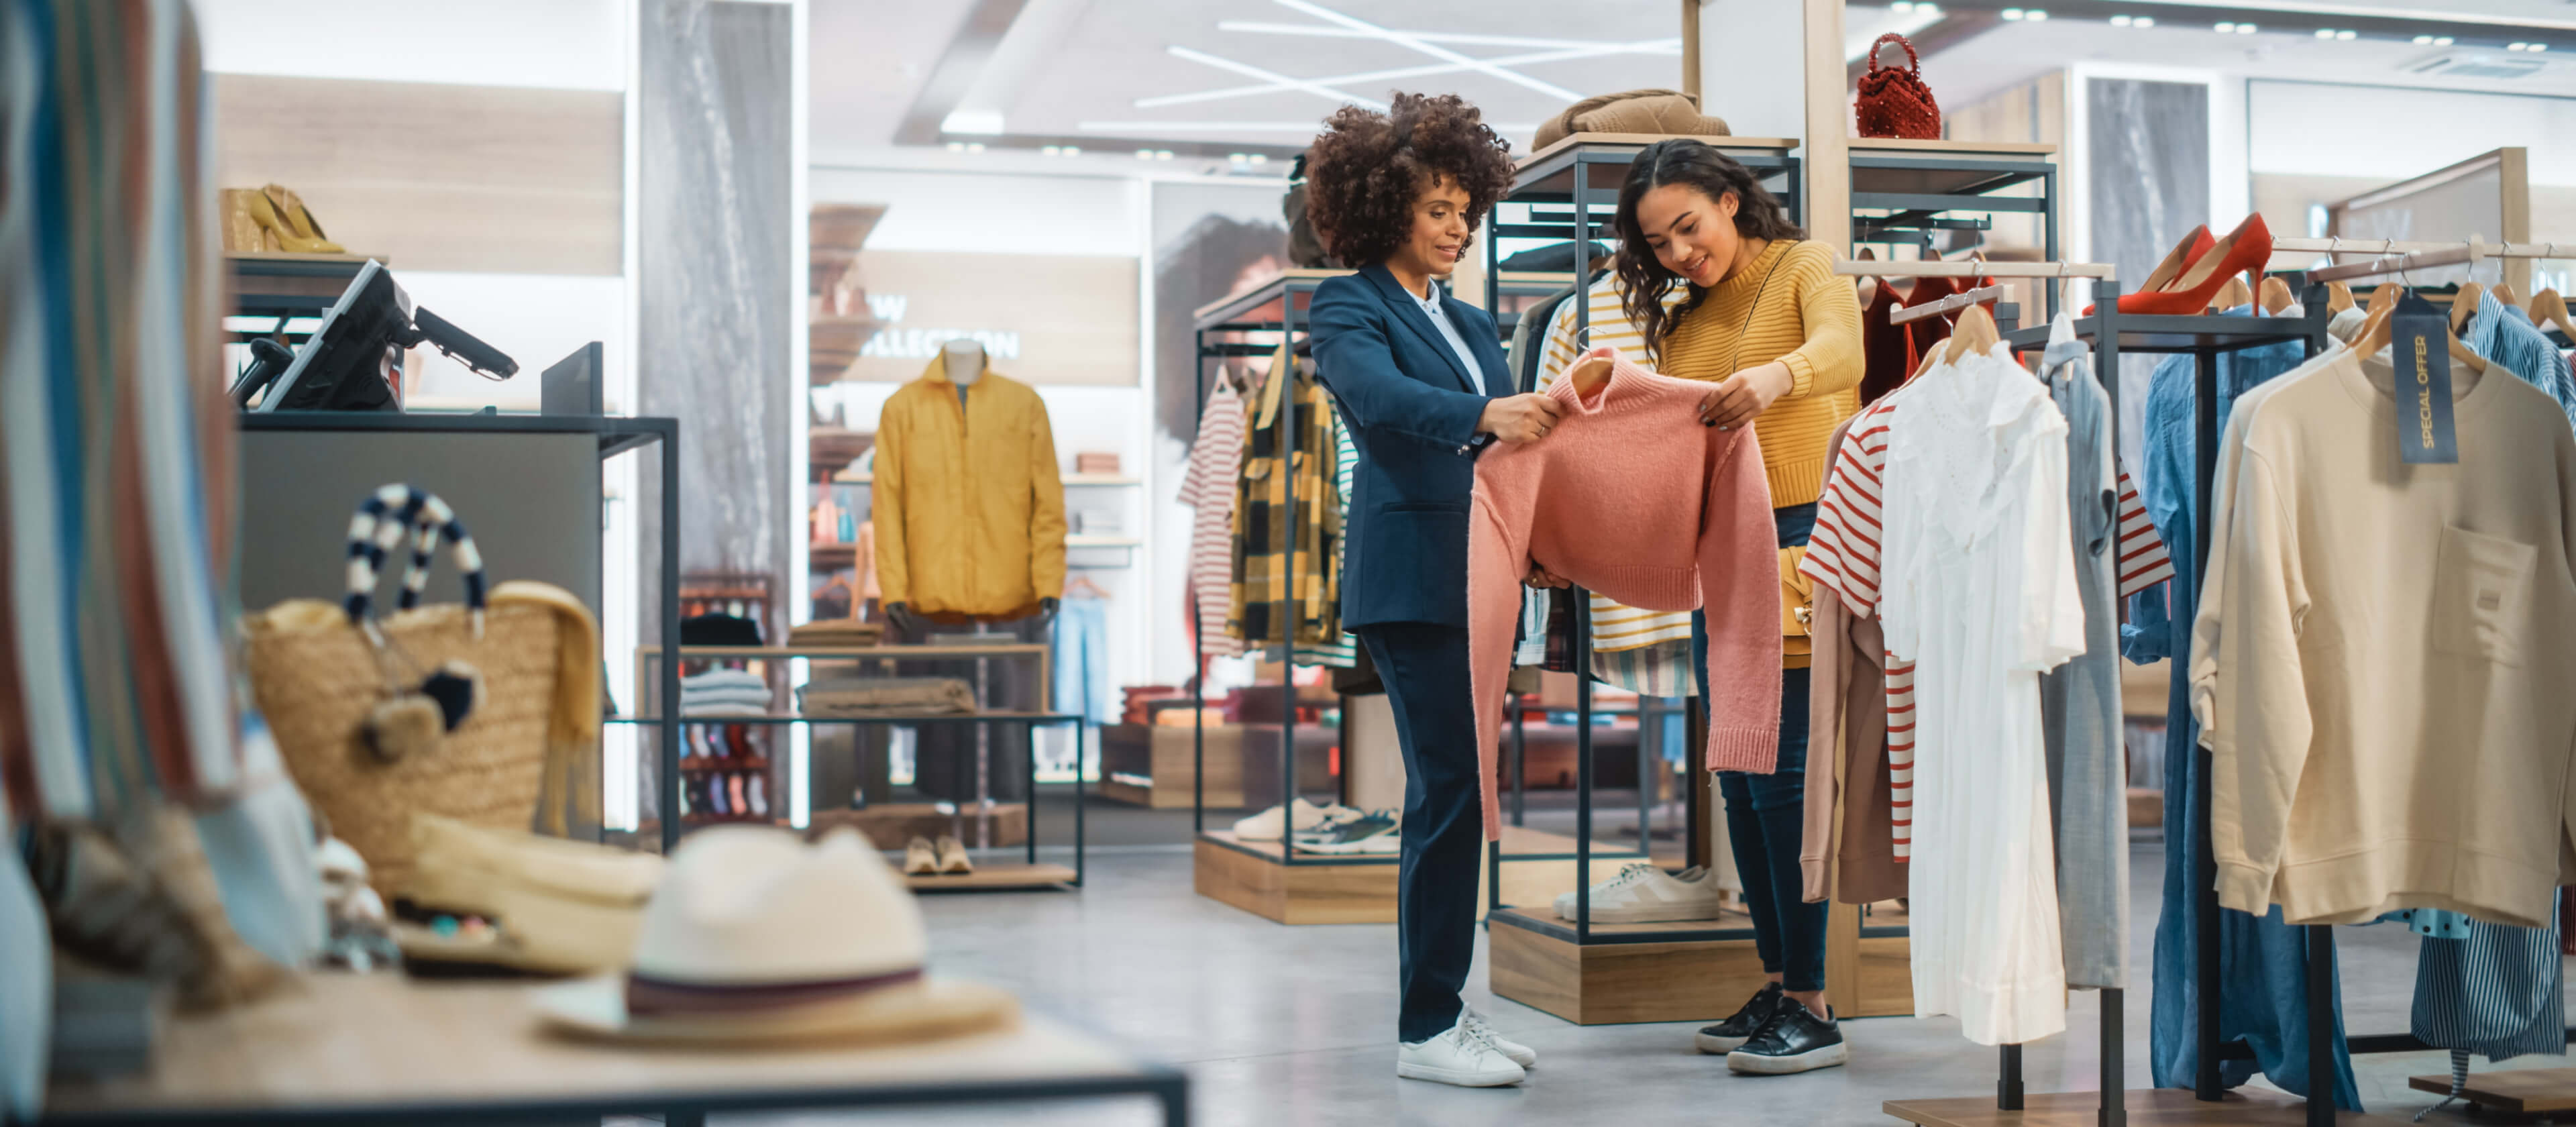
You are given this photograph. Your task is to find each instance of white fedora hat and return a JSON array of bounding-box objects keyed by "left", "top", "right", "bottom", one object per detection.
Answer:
[{"left": 533, "top": 826, "right": 1014, "bottom": 1045}]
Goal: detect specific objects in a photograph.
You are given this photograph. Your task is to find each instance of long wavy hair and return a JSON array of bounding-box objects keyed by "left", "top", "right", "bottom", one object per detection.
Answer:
[{"left": 1612, "top": 139, "right": 1805, "bottom": 366}]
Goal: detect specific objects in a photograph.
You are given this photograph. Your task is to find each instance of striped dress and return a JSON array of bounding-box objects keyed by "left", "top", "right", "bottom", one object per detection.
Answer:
[
  {"left": 1801, "top": 396, "right": 2174, "bottom": 859},
  {"left": 0, "top": 0, "right": 243, "bottom": 818},
  {"left": 1179, "top": 380, "right": 1245, "bottom": 659}
]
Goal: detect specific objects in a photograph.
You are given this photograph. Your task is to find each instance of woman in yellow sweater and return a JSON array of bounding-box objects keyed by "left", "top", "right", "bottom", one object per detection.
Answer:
[{"left": 1612, "top": 138, "right": 1863, "bottom": 1073}]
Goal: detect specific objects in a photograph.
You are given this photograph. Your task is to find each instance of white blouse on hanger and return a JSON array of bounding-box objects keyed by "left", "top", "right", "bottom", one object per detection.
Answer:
[{"left": 1882, "top": 339, "right": 2086, "bottom": 1046}]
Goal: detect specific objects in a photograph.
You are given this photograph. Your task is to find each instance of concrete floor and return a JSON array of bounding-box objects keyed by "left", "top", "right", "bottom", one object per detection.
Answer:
[{"left": 727, "top": 833, "right": 2571, "bottom": 1127}]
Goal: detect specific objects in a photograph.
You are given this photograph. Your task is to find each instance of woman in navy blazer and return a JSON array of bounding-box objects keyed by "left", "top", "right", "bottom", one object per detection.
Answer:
[{"left": 1302, "top": 93, "right": 1565, "bottom": 1089}]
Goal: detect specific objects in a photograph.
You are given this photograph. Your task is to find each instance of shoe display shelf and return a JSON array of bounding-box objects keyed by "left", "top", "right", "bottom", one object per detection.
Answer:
[
  {"left": 1892, "top": 274, "right": 2432, "bottom": 1127},
  {"left": 1846, "top": 138, "right": 2059, "bottom": 317},
  {"left": 42, "top": 972, "right": 1189, "bottom": 1127},
  {"left": 627, "top": 643, "right": 1087, "bottom": 894}
]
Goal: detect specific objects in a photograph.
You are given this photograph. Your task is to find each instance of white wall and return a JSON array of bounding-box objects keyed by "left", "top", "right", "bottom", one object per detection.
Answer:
[
  {"left": 2249, "top": 81, "right": 2576, "bottom": 186},
  {"left": 197, "top": 0, "right": 627, "bottom": 91}
]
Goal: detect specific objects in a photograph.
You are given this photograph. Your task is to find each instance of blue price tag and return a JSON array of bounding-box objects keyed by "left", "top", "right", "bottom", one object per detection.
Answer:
[{"left": 2391, "top": 294, "right": 2458, "bottom": 466}]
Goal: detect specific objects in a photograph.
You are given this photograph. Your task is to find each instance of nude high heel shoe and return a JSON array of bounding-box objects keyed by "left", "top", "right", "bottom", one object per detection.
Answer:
[{"left": 244, "top": 185, "right": 343, "bottom": 254}]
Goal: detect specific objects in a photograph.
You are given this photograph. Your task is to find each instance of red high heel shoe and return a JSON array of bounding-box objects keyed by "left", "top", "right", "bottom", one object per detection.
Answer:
[
  {"left": 2086, "top": 225, "right": 2212, "bottom": 315},
  {"left": 2117, "top": 214, "right": 2271, "bottom": 315}
]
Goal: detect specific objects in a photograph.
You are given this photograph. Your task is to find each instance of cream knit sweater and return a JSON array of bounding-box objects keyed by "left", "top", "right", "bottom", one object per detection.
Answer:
[{"left": 2192, "top": 343, "right": 2576, "bottom": 928}]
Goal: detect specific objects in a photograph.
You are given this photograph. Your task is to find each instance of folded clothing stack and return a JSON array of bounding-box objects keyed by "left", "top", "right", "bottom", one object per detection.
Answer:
[
  {"left": 800, "top": 676, "right": 976, "bottom": 717},
  {"left": 788, "top": 619, "right": 884, "bottom": 647},
  {"left": 680, "top": 667, "right": 771, "bottom": 717}
]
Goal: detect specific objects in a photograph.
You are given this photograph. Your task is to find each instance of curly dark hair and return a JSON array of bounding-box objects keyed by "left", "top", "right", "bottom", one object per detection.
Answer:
[
  {"left": 1303, "top": 93, "right": 1515, "bottom": 268},
  {"left": 1613, "top": 139, "right": 1806, "bottom": 365}
]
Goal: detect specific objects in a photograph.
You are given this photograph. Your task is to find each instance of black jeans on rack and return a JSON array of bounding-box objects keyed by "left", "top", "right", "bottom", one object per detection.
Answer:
[{"left": 1358, "top": 622, "right": 1482, "bottom": 1044}]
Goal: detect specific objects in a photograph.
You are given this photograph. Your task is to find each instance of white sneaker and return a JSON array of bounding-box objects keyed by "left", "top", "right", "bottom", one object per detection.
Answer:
[
  {"left": 1461, "top": 1007, "right": 1536, "bottom": 1069},
  {"left": 1552, "top": 864, "right": 1722, "bottom": 923},
  {"left": 1397, "top": 1014, "right": 1527, "bottom": 1087},
  {"left": 1231, "top": 798, "right": 1356, "bottom": 841}
]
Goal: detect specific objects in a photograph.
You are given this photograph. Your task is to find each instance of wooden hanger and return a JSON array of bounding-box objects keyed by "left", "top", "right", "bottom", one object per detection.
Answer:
[
  {"left": 2450, "top": 280, "right": 2485, "bottom": 332},
  {"left": 2257, "top": 276, "right": 2298, "bottom": 315},
  {"left": 1064, "top": 574, "right": 1110, "bottom": 600},
  {"left": 2489, "top": 278, "right": 2520, "bottom": 315},
  {"left": 2530, "top": 288, "right": 2575, "bottom": 339},
  {"left": 2356, "top": 294, "right": 2489, "bottom": 378},
  {"left": 2212, "top": 273, "right": 2253, "bottom": 312},
  {"left": 1855, "top": 246, "right": 1879, "bottom": 308},
  {"left": 1566, "top": 352, "right": 1613, "bottom": 399},
  {"left": 2366, "top": 282, "right": 2401, "bottom": 317},
  {"left": 1941, "top": 303, "right": 2000, "bottom": 364},
  {"left": 2326, "top": 281, "right": 2355, "bottom": 315}
]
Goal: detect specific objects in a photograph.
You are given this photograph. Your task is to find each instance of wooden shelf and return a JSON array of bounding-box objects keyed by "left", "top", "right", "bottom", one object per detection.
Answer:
[
  {"left": 1847, "top": 136, "right": 2059, "bottom": 155},
  {"left": 2407, "top": 1066, "right": 2576, "bottom": 1113},
  {"left": 1886, "top": 1087, "right": 2416, "bottom": 1127},
  {"left": 1516, "top": 131, "right": 1800, "bottom": 170},
  {"left": 830, "top": 471, "right": 1138, "bottom": 486},
  {"left": 904, "top": 861, "right": 1076, "bottom": 893}
]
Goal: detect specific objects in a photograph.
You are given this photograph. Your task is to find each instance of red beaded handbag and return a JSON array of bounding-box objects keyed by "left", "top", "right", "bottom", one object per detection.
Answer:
[{"left": 1854, "top": 33, "right": 1942, "bottom": 140}]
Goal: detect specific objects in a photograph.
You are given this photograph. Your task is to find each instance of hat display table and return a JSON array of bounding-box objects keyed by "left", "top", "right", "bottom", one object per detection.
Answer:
[{"left": 40, "top": 973, "right": 1188, "bottom": 1126}]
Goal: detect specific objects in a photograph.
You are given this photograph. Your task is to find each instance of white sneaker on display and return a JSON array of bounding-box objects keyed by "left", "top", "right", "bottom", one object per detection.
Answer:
[
  {"left": 1460, "top": 1007, "right": 1536, "bottom": 1069},
  {"left": 1396, "top": 1014, "right": 1527, "bottom": 1087},
  {"left": 1230, "top": 798, "right": 1356, "bottom": 841},
  {"left": 1551, "top": 863, "right": 1722, "bottom": 923}
]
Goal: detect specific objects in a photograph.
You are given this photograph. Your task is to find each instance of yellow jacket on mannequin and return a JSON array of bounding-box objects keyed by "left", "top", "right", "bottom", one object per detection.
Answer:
[{"left": 871, "top": 353, "right": 1067, "bottom": 619}]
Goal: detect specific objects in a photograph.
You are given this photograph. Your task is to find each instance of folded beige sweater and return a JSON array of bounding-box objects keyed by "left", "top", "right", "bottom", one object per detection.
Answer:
[{"left": 2193, "top": 345, "right": 2576, "bottom": 928}]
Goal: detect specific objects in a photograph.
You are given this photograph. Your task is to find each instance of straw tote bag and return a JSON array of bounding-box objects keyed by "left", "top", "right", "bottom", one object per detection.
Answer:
[{"left": 243, "top": 485, "right": 600, "bottom": 895}]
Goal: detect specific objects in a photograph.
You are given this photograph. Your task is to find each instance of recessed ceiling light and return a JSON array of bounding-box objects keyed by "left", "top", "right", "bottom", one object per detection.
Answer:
[
  {"left": 946, "top": 142, "right": 965, "bottom": 152},
  {"left": 2216, "top": 21, "right": 2236, "bottom": 32},
  {"left": 1063, "top": 146, "right": 1081, "bottom": 157},
  {"left": 1248, "top": 154, "right": 1268, "bottom": 165},
  {"left": 2314, "top": 28, "right": 2334, "bottom": 38},
  {"left": 1156, "top": 150, "right": 1175, "bottom": 160},
  {"left": 2413, "top": 34, "right": 2434, "bottom": 44},
  {"left": 2508, "top": 42, "right": 2528, "bottom": 50},
  {"left": 2111, "top": 14, "right": 2132, "bottom": 26},
  {"left": 2001, "top": 7, "right": 2023, "bottom": 19},
  {"left": 1915, "top": 3, "right": 1939, "bottom": 15},
  {"left": 1041, "top": 146, "right": 1059, "bottom": 156},
  {"left": 2335, "top": 30, "right": 2355, "bottom": 40},
  {"left": 1135, "top": 149, "right": 1154, "bottom": 159},
  {"left": 2025, "top": 9, "right": 2047, "bottom": 21},
  {"left": 2135, "top": 15, "right": 2153, "bottom": 26},
  {"left": 2434, "top": 36, "right": 2453, "bottom": 45},
  {"left": 965, "top": 142, "right": 985, "bottom": 153},
  {"left": 2532, "top": 43, "right": 2550, "bottom": 52},
  {"left": 1892, "top": 1, "right": 1914, "bottom": 10},
  {"left": 2237, "top": 23, "right": 2257, "bottom": 34}
]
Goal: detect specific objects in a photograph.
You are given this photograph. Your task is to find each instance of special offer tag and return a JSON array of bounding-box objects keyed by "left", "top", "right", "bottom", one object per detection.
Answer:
[{"left": 2392, "top": 293, "right": 2459, "bottom": 465}]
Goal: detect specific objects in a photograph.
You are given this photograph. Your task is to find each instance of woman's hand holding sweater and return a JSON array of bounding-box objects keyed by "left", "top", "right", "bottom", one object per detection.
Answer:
[
  {"left": 1697, "top": 361, "right": 1794, "bottom": 431},
  {"left": 1478, "top": 393, "right": 1566, "bottom": 443}
]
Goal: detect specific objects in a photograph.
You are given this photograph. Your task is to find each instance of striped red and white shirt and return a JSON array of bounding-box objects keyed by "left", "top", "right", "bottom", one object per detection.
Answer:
[
  {"left": 1800, "top": 398, "right": 2173, "bottom": 860},
  {"left": 1180, "top": 380, "right": 1247, "bottom": 658}
]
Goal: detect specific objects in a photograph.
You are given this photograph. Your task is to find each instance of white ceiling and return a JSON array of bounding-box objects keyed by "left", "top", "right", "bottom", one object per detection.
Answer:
[{"left": 808, "top": 0, "right": 2576, "bottom": 158}]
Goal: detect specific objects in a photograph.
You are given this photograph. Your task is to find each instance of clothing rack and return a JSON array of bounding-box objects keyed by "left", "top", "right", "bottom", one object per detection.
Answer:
[
  {"left": 1887, "top": 283, "right": 2008, "bottom": 325},
  {"left": 1187, "top": 271, "right": 1381, "bottom": 883},
  {"left": 1850, "top": 259, "right": 2131, "bottom": 1127}
]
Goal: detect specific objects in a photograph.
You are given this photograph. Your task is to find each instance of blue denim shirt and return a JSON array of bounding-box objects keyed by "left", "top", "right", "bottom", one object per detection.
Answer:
[
  {"left": 2126, "top": 307, "right": 2361, "bottom": 1109},
  {"left": 2465, "top": 290, "right": 2576, "bottom": 432}
]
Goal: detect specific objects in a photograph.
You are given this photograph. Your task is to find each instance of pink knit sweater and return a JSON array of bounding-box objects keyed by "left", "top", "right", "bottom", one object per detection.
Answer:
[{"left": 1468, "top": 347, "right": 1784, "bottom": 839}]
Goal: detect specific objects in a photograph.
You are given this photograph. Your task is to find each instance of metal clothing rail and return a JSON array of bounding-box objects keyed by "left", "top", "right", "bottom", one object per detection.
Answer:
[
  {"left": 2273, "top": 237, "right": 2571, "bottom": 260},
  {"left": 1187, "top": 272, "right": 1385, "bottom": 872},
  {"left": 1831, "top": 259, "right": 2118, "bottom": 279},
  {"left": 1888, "top": 283, "right": 2008, "bottom": 326}
]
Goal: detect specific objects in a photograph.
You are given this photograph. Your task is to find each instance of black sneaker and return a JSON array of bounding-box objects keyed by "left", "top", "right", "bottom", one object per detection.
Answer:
[
  {"left": 1693, "top": 982, "right": 1785, "bottom": 1054},
  {"left": 1727, "top": 1003, "right": 1848, "bottom": 1075}
]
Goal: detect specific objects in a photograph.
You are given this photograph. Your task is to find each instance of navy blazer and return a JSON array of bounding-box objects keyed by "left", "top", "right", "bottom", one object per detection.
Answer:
[{"left": 1309, "top": 263, "right": 1507, "bottom": 630}]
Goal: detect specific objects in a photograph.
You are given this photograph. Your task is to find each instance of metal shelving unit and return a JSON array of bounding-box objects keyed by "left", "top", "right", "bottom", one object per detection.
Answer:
[{"left": 1847, "top": 138, "right": 2060, "bottom": 317}]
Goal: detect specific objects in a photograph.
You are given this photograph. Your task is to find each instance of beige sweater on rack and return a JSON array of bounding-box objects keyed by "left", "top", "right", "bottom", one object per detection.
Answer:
[{"left": 2191, "top": 343, "right": 2576, "bottom": 928}]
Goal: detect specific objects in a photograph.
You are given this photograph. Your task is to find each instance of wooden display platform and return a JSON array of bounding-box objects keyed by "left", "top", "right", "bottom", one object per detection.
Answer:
[
  {"left": 2408, "top": 1066, "right": 2576, "bottom": 1114},
  {"left": 1886, "top": 1087, "right": 2415, "bottom": 1126},
  {"left": 1195, "top": 830, "right": 1398, "bottom": 925},
  {"left": 1097, "top": 722, "right": 1335, "bottom": 809},
  {"left": 1489, "top": 900, "right": 1913, "bottom": 1025},
  {"left": 906, "top": 861, "right": 1077, "bottom": 893},
  {"left": 1191, "top": 826, "right": 1659, "bottom": 926}
]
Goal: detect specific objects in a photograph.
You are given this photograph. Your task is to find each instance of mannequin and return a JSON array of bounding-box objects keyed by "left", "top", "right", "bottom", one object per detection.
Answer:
[{"left": 884, "top": 339, "right": 1055, "bottom": 637}]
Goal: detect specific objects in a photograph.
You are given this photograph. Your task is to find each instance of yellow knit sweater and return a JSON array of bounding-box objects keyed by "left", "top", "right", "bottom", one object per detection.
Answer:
[{"left": 1654, "top": 239, "right": 1864, "bottom": 506}]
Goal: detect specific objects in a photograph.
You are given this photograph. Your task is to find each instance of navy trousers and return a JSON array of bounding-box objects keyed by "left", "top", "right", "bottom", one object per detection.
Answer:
[{"left": 1359, "top": 622, "right": 1483, "bottom": 1044}]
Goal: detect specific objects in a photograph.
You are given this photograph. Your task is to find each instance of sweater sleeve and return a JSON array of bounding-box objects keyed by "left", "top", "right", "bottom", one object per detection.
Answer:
[
  {"left": 1025, "top": 393, "right": 1069, "bottom": 602},
  {"left": 873, "top": 392, "right": 912, "bottom": 606},
  {"left": 1777, "top": 244, "right": 1867, "bottom": 401},
  {"left": 1698, "top": 427, "right": 1784, "bottom": 771},
  {"left": 2208, "top": 449, "right": 2311, "bottom": 916}
]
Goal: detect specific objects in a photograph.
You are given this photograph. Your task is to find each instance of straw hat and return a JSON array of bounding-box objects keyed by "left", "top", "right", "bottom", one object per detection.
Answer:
[{"left": 532, "top": 826, "right": 1016, "bottom": 1045}]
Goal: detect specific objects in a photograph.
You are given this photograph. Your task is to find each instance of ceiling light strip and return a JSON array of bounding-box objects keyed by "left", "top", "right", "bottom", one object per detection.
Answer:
[
  {"left": 1165, "top": 44, "right": 1387, "bottom": 110},
  {"left": 1267, "top": 0, "right": 1584, "bottom": 102},
  {"left": 1137, "top": 40, "right": 1682, "bottom": 109}
]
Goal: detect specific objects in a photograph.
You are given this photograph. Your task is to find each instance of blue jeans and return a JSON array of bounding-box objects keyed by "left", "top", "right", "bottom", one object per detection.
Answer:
[
  {"left": 1049, "top": 595, "right": 1114, "bottom": 725},
  {"left": 1691, "top": 502, "right": 1827, "bottom": 992}
]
